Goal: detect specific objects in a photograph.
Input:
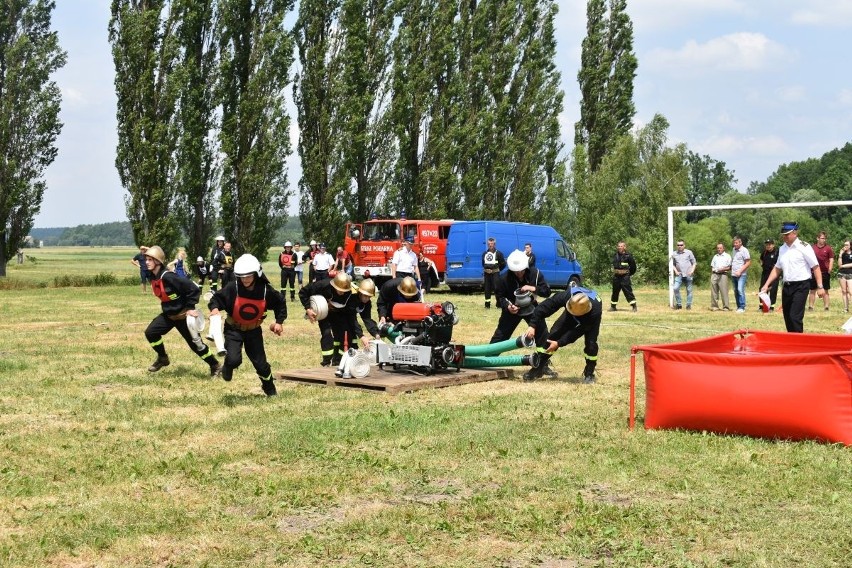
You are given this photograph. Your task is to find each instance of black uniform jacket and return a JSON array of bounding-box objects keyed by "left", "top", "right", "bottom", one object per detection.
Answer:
[
  {"left": 528, "top": 288, "right": 603, "bottom": 347},
  {"left": 208, "top": 277, "right": 287, "bottom": 324},
  {"left": 152, "top": 269, "right": 202, "bottom": 317},
  {"left": 495, "top": 267, "right": 551, "bottom": 310}
]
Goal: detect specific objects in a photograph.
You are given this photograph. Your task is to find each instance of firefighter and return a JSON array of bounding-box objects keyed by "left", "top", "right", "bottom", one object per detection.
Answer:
[
  {"left": 523, "top": 285, "right": 602, "bottom": 384},
  {"left": 278, "top": 241, "right": 296, "bottom": 301},
  {"left": 143, "top": 245, "right": 222, "bottom": 377},
  {"left": 299, "top": 272, "right": 368, "bottom": 366},
  {"left": 208, "top": 254, "right": 285, "bottom": 396},
  {"left": 482, "top": 237, "right": 506, "bottom": 308},
  {"left": 610, "top": 240, "right": 637, "bottom": 311},
  {"left": 352, "top": 278, "right": 380, "bottom": 339},
  {"left": 208, "top": 236, "right": 226, "bottom": 292},
  {"left": 377, "top": 276, "right": 421, "bottom": 326},
  {"left": 490, "top": 249, "right": 551, "bottom": 343}
]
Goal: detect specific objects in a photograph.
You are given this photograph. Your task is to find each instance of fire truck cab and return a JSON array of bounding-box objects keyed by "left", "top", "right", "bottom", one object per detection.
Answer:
[{"left": 344, "top": 218, "right": 454, "bottom": 283}]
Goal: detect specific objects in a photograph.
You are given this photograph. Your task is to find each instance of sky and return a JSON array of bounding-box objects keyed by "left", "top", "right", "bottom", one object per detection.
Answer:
[{"left": 34, "top": 0, "right": 852, "bottom": 228}]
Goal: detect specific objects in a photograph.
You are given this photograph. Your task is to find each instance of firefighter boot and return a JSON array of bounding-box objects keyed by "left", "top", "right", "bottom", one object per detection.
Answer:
[
  {"left": 523, "top": 354, "right": 550, "bottom": 382},
  {"left": 148, "top": 355, "right": 170, "bottom": 372},
  {"left": 320, "top": 355, "right": 332, "bottom": 367},
  {"left": 260, "top": 377, "right": 277, "bottom": 396},
  {"left": 583, "top": 363, "right": 596, "bottom": 384},
  {"left": 221, "top": 365, "right": 233, "bottom": 382},
  {"left": 209, "top": 360, "right": 222, "bottom": 378}
]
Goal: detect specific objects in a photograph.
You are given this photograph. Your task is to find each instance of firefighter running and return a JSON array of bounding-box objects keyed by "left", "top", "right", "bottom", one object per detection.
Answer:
[
  {"left": 143, "top": 245, "right": 222, "bottom": 377},
  {"left": 208, "top": 254, "right": 286, "bottom": 396}
]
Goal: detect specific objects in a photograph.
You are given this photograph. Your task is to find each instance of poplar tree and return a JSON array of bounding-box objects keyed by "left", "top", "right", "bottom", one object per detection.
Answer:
[
  {"left": 109, "top": 0, "right": 182, "bottom": 253},
  {"left": 575, "top": 0, "right": 636, "bottom": 172},
  {"left": 0, "top": 0, "right": 66, "bottom": 276},
  {"left": 293, "top": 0, "right": 344, "bottom": 244},
  {"left": 172, "top": 0, "right": 219, "bottom": 262},
  {"left": 217, "top": 0, "right": 294, "bottom": 259}
]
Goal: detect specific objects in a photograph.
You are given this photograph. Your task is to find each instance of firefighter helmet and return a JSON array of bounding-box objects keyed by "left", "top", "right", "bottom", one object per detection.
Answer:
[
  {"left": 284, "top": 241, "right": 292, "bottom": 247},
  {"left": 214, "top": 235, "right": 225, "bottom": 242},
  {"left": 358, "top": 278, "right": 376, "bottom": 297},
  {"left": 397, "top": 276, "right": 419, "bottom": 297},
  {"left": 330, "top": 272, "right": 352, "bottom": 293},
  {"left": 507, "top": 249, "right": 528, "bottom": 272},
  {"left": 144, "top": 245, "right": 166, "bottom": 265},
  {"left": 309, "top": 239, "right": 317, "bottom": 246},
  {"left": 234, "top": 254, "right": 263, "bottom": 278},
  {"left": 196, "top": 256, "right": 204, "bottom": 262},
  {"left": 566, "top": 292, "right": 592, "bottom": 316}
]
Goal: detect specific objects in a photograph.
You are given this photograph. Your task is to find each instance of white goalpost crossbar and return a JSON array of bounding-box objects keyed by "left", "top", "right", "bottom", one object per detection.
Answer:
[{"left": 667, "top": 200, "right": 852, "bottom": 307}]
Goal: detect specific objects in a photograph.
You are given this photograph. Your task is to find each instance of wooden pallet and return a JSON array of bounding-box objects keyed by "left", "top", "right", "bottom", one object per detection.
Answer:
[{"left": 275, "top": 366, "right": 515, "bottom": 394}]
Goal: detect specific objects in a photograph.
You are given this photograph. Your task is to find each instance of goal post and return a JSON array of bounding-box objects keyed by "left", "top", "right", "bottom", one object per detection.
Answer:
[{"left": 667, "top": 200, "right": 852, "bottom": 307}]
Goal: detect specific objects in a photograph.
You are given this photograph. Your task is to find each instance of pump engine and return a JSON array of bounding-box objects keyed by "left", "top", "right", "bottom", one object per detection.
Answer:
[{"left": 376, "top": 301, "right": 464, "bottom": 374}]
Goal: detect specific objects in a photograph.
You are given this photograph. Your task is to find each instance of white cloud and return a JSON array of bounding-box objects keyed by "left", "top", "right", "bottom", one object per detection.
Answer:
[
  {"left": 628, "top": 0, "right": 750, "bottom": 31},
  {"left": 791, "top": 2, "right": 852, "bottom": 27},
  {"left": 699, "top": 134, "right": 790, "bottom": 158},
  {"left": 838, "top": 89, "right": 852, "bottom": 106},
  {"left": 646, "top": 32, "right": 790, "bottom": 72}
]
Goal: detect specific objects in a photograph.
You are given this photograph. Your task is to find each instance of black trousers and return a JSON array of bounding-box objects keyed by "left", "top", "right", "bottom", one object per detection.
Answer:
[
  {"left": 484, "top": 271, "right": 500, "bottom": 301},
  {"left": 759, "top": 270, "right": 779, "bottom": 308},
  {"left": 318, "top": 312, "right": 353, "bottom": 362},
  {"left": 222, "top": 325, "right": 272, "bottom": 379},
  {"left": 782, "top": 280, "right": 810, "bottom": 333},
  {"left": 490, "top": 310, "right": 548, "bottom": 345},
  {"left": 611, "top": 275, "right": 636, "bottom": 305},
  {"left": 280, "top": 268, "right": 296, "bottom": 298},
  {"left": 145, "top": 313, "right": 216, "bottom": 365},
  {"left": 547, "top": 311, "right": 601, "bottom": 374}
]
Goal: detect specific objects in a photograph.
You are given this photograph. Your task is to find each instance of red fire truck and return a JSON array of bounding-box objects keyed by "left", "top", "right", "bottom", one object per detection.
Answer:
[{"left": 343, "top": 218, "right": 454, "bottom": 282}]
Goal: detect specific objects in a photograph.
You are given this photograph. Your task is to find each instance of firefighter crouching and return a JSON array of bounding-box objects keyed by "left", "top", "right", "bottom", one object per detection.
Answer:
[
  {"left": 144, "top": 245, "right": 222, "bottom": 377},
  {"left": 299, "top": 272, "right": 370, "bottom": 366},
  {"left": 377, "top": 276, "right": 422, "bottom": 326},
  {"left": 208, "top": 254, "right": 286, "bottom": 396}
]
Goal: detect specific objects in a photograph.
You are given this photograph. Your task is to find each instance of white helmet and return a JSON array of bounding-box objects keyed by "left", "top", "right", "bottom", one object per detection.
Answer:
[
  {"left": 507, "top": 249, "right": 529, "bottom": 272},
  {"left": 309, "top": 239, "right": 317, "bottom": 246},
  {"left": 233, "top": 254, "right": 263, "bottom": 278},
  {"left": 214, "top": 235, "right": 225, "bottom": 242},
  {"left": 284, "top": 241, "right": 293, "bottom": 247},
  {"left": 196, "top": 256, "right": 204, "bottom": 262}
]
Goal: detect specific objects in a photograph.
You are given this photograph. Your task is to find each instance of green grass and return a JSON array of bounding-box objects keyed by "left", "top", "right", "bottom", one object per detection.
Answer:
[{"left": 0, "top": 249, "right": 850, "bottom": 567}]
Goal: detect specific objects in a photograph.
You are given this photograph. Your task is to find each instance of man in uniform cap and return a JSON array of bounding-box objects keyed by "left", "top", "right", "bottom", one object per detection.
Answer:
[
  {"left": 522, "top": 285, "right": 602, "bottom": 383},
  {"left": 760, "top": 222, "right": 824, "bottom": 332}
]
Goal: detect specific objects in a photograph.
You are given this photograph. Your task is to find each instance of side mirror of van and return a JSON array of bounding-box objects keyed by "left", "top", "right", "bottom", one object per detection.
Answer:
[{"left": 568, "top": 251, "right": 576, "bottom": 261}]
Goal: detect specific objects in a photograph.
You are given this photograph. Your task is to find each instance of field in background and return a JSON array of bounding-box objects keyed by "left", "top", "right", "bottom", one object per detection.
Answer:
[{"left": 1, "top": 248, "right": 850, "bottom": 567}]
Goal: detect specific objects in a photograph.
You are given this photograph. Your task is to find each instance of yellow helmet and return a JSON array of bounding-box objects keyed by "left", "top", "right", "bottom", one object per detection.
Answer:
[
  {"left": 397, "top": 276, "right": 419, "bottom": 297},
  {"left": 144, "top": 245, "right": 166, "bottom": 265},
  {"left": 358, "top": 278, "right": 376, "bottom": 297},
  {"left": 566, "top": 293, "right": 592, "bottom": 316},
  {"left": 330, "top": 272, "right": 352, "bottom": 293}
]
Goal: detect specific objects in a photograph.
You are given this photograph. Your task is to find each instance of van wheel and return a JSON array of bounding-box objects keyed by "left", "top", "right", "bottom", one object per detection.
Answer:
[{"left": 568, "top": 275, "right": 582, "bottom": 288}]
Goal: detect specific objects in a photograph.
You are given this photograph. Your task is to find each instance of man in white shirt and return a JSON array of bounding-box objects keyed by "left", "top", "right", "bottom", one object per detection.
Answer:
[
  {"left": 311, "top": 243, "right": 335, "bottom": 281},
  {"left": 391, "top": 238, "right": 420, "bottom": 281},
  {"left": 730, "top": 236, "right": 752, "bottom": 313},
  {"left": 760, "top": 221, "right": 824, "bottom": 333},
  {"left": 709, "top": 242, "right": 732, "bottom": 311}
]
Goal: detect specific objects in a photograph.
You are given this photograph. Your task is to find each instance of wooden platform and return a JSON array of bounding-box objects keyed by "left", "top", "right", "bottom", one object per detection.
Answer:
[{"left": 275, "top": 366, "right": 515, "bottom": 394}]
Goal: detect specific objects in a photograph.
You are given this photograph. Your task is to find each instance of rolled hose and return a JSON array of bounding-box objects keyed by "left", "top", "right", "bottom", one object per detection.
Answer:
[
  {"left": 462, "top": 353, "right": 539, "bottom": 368},
  {"left": 463, "top": 335, "right": 534, "bottom": 357}
]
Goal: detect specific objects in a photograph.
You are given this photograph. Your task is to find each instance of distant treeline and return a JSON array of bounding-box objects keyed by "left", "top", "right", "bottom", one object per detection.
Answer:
[{"left": 31, "top": 217, "right": 303, "bottom": 248}]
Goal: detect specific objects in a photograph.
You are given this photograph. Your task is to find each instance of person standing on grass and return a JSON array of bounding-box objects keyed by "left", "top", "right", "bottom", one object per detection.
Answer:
[
  {"left": 760, "top": 222, "right": 824, "bottom": 333},
  {"left": 208, "top": 254, "right": 286, "bottom": 396},
  {"left": 278, "top": 241, "right": 297, "bottom": 302},
  {"left": 293, "top": 242, "right": 306, "bottom": 291},
  {"left": 710, "top": 242, "right": 732, "bottom": 311},
  {"left": 194, "top": 256, "right": 213, "bottom": 291},
  {"left": 671, "top": 240, "right": 696, "bottom": 310},
  {"left": 730, "top": 236, "right": 751, "bottom": 313},
  {"left": 208, "top": 236, "right": 226, "bottom": 292},
  {"left": 838, "top": 239, "right": 852, "bottom": 313},
  {"left": 143, "top": 245, "right": 222, "bottom": 377},
  {"left": 808, "top": 230, "right": 833, "bottom": 311},
  {"left": 759, "top": 239, "right": 779, "bottom": 312},
  {"left": 131, "top": 245, "right": 151, "bottom": 293},
  {"left": 482, "top": 237, "right": 506, "bottom": 309},
  {"left": 610, "top": 241, "right": 637, "bottom": 312}
]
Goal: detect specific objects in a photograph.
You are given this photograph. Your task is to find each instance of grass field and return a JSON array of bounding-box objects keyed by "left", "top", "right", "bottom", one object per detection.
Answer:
[{"left": 1, "top": 248, "right": 850, "bottom": 567}]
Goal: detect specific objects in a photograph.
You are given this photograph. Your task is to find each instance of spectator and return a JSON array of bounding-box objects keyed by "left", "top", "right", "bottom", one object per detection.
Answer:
[
  {"left": 293, "top": 242, "right": 306, "bottom": 290},
  {"left": 609, "top": 241, "right": 637, "bottom": 312},
  {"left": 167, "top": 248, "right": 189, "bottom": 278},
  {"left": 131, "top": 245, "right": 151, "bottom": 293},
  {"left": 809, "top": 231, "right": 833, "bottom": 311},
  {"left": 391, "top": 237, "right": 420, "bottom": 281},
  {"left": 671, "top": 239, "right": 696, "bottom": 310},
  {"left": 710, "top": 242, "right": 731, "bottom": 311},
  {"left": 311, "top": 243, "right": 335, "bottom": 281},
  {"left": 482, "top": 237, "right": 506, "bottom": 308},
  {"left": 759, "top": 239, "right": 779, "bottom": 312},
  {"left": 335, "top": 246, "right": 354, "bottom": 277},
  {"left": 418, "top": 252, "right": 439, "bottom": 292},
  {"left": 524, "top": 242, "right": 536, "bottom": 267},
  {"left": 837, "top": 239, "right": 852, "bottom": 313},
  {"left": 730, "top": 236, "right": 751, "bottom": 313},
  {"left": 208, "top": 236, "right": 226, "bottom": 292}
]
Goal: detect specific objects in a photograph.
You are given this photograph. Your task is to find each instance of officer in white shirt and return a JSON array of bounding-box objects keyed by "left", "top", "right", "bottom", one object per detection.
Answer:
[
  {"left": 311, "top": 243, "right": 336, "bottom": 281},
  {"left": 391, "top": 237, "right": 421, "bottom": 281},
  {"left": 760, "top": 221, "right": 824, "bottom": 333}
]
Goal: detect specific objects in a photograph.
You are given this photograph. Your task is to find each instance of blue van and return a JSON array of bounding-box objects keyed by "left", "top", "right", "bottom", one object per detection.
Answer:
[{"left": 444, "top": 221, "right": 583, "bottom": 290}]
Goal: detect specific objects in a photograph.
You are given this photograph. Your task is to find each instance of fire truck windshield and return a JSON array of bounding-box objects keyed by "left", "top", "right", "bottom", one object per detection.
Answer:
[{"left": 364, "top": 222, "right": 400, "bottom": 241}]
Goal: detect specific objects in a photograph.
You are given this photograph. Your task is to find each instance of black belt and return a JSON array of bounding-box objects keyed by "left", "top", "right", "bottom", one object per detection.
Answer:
[
  {"left": 397, "top": 271, "right": 414, "bottom": 279},
  {"left": 783, "top": 280, "right": 809, "bottom": 287}
]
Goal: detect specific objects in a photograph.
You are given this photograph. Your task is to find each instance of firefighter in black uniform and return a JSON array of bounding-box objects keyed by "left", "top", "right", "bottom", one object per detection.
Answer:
[
  {"left": 278, "top": 241, "right": 297, "bottom": 301},
  {"left": 524, "top": 286, "right": 602, "bottom": 383},
  {"left": 208, "top": 254, "right": 286, "bottom": 396},
  {"left": 610, "top": 240, "right": 637, "bottom": 311},
  {"left": 482, "top": 237, "right": 506, "bottom": 308},
  {"left": 299, "top": 272, "right": 369, "bottom": 366},
  {"left": 208, "top": 236, "right": 226, "bottom": 292},
  {"left": 352, "top": 278, "right": 381, "bottom": 339},
  {"left": 490, "top": 249, "right": 551, "bottom": 343},
  {"left": 759, "top": 238, "right": 779, "bottom": 311},
  {"left": 377, "top": 276, "right": 421, "bottom": 325},
  {"left": 143, "top": 245, "right": 222, "bottom": 376},
  {"left": 194, "top": 256, "right": 213, "bottom": 292}
]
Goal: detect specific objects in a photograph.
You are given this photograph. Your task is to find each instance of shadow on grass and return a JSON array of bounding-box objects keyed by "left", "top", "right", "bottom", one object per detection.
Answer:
[{"left": 221, "top": 393, "right": 265, "bottom": 407}]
